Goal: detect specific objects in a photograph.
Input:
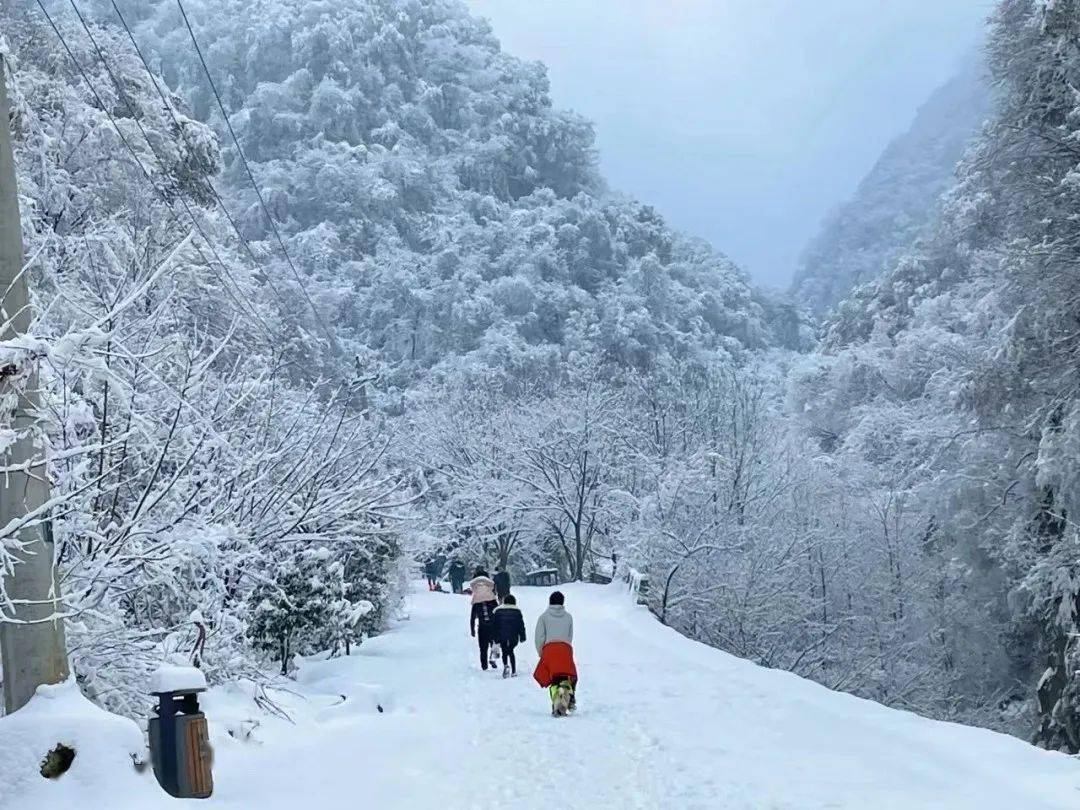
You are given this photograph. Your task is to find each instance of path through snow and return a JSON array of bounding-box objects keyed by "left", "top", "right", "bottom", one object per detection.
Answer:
[{"left": 6, "top": 582, "right": 1080, "bottom": 809}]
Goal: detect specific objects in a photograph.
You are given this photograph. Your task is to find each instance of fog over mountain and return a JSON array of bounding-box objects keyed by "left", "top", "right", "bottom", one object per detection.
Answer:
[
  {"left": 793, "top": 57, "right": 991, "bottom": 314},
  {"left": 466, "top": 0, "right": 989, "bottom": 286}
]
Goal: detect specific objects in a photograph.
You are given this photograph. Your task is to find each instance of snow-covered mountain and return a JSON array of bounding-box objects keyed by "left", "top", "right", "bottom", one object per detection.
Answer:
[
  {"left": 80, "top": 0, "right": 787, "bottom": 391},
  {"left": 791, "top": 57, "right": 990, "bottom": 316}
]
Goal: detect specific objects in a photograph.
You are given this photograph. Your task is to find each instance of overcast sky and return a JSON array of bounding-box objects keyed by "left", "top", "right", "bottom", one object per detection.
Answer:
[{"left": 466, "top": 0, "right": 991, "bottom": 287}]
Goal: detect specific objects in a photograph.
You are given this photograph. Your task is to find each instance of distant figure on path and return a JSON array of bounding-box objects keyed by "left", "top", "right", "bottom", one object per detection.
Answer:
[
  {"left": 493, "top": 568, "right": 511, "bottom": 603},
  {"left": 423, "top": 556, "right": 441, "bottom": 591},
  {"left": 448, "top": 559, "right": 467, "bottom": 594},
  {"left": 533, "top": 591, "right": 577, "bottom": 715},
  {"left": 492, "top": 594, "right": 526, "bottom": 678},
  {"left": 469, "top": 568, "right": 499, "bottom": 670}
]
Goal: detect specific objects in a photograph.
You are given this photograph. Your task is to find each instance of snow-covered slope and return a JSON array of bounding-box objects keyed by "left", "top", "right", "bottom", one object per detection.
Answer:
[
  {"left": 4, "top": 583, "right": 1079, "bottom": 810},
  {"left": 791, "top": 58, "right": 990, "bottom": 316}
]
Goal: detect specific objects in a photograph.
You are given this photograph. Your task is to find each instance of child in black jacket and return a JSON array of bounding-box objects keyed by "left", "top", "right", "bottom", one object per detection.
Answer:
[{"left": 492, "top": 594, "right": 526, "bottom": 678}]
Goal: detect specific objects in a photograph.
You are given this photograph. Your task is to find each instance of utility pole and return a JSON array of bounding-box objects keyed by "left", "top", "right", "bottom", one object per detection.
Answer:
[{"left": 0, "top": 54, "right": 69, "bottom": 715}]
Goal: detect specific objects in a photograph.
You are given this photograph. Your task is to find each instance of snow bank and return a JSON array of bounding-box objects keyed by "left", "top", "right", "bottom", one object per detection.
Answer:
[
  {"left": 294, "top": 653, "right": 390, "bottom": 718},
  {"left": 0, "top": 679, "right": 173, "bottom": 810}
]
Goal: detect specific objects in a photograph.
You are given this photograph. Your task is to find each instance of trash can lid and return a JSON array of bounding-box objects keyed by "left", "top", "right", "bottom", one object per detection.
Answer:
[{"left": 151, "top": 664, "right": 208, "bottom": 694}]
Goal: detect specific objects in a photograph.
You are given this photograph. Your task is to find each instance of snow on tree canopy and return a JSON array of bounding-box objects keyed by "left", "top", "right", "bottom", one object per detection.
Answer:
[
  {"left": 71, "top": 0, "right": 795, "bottom": 383},
  {"left": 0, "top": 4, "right": 412, "bottom": 718}
]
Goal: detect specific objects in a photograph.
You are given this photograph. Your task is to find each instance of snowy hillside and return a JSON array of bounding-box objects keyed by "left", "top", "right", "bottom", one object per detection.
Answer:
[
  {"left": 72, "top": 0, "right": 783, "bottom": 382},
  {"left": 791, "top": 57, "right": 990, "bottom": 315},
  {"left": 5, "top": 583, "right": 1078, "bottom": 810}
]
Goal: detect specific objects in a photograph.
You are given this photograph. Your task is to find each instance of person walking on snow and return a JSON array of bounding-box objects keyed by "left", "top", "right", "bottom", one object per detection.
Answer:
[
  {"left": 533, "top": 591, "right": 577, "bottom": 713},
  {"left": 469, "top": 568, "right": 499, "bottom": 670},
  {"left": 493, "top": 568, "right": 511, "bottom": 603},
  {"left": 492, "top": 594, "right": 526, "bottom": 678},
  {"left": 448, "top": 559, "right": 467, "bottom": 594},
  {"left": 423, "top": 557, "right": 439, "bottom": 591}
]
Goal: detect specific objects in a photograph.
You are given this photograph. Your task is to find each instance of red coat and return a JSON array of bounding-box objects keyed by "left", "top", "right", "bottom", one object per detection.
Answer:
[{"left": 533, "top": 641, "right": 577, "bottom": 687}]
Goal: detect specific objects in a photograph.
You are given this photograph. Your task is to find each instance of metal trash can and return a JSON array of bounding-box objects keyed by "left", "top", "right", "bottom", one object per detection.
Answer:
[{"left": 148, "top": 684, "right": 213, "bottom": 799}]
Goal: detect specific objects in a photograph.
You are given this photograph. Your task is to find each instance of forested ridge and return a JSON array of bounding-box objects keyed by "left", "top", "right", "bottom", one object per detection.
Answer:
[
  {"left": 791, "top": 55, "right": 990, "bottom": 316},
  {"left": 2, "top": 0, "right": 1080, "bottom": 755}
]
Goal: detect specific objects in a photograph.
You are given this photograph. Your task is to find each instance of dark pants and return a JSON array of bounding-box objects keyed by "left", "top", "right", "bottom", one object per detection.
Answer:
[
  {"left": 499, "top": 641, "right": 517, "bottom": 674},
  {"left": 478, "top": 625, "right": 495, "bottom": 669}
]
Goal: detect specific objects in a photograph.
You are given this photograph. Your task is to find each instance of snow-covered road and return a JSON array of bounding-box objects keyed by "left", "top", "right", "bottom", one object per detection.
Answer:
[
  {"left": 205, "top": 582, "right": 1080, "bottom": 809},
  {"left": 7, "top": 582, "right": 1080, "bottom": 809}
]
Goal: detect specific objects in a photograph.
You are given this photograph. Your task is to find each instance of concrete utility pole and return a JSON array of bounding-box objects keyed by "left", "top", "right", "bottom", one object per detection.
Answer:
[{"left": 0, "top": 55, "right": 69, "bottom": 715}]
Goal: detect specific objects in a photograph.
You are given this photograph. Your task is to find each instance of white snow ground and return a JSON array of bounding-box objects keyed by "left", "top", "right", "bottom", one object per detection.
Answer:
[{"left": 4, "top": 582, "right": 1080, "bottom": 810}]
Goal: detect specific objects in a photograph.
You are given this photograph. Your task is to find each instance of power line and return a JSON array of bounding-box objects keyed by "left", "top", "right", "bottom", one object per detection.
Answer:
[
  {"left": 174, "top": 0, "right": 339, "bottom": 352},
  {"left": 112, "top": 1, "right": 359, "bottom": 392},
  {"left": 106, "top": 0, "right": 294, "bottom": 321},
  {"left": 32, "top": 0, "right": 276, "bottom": 345},
  {"left": 62, "top": 0, "right": 277, "bottom": 345}
]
